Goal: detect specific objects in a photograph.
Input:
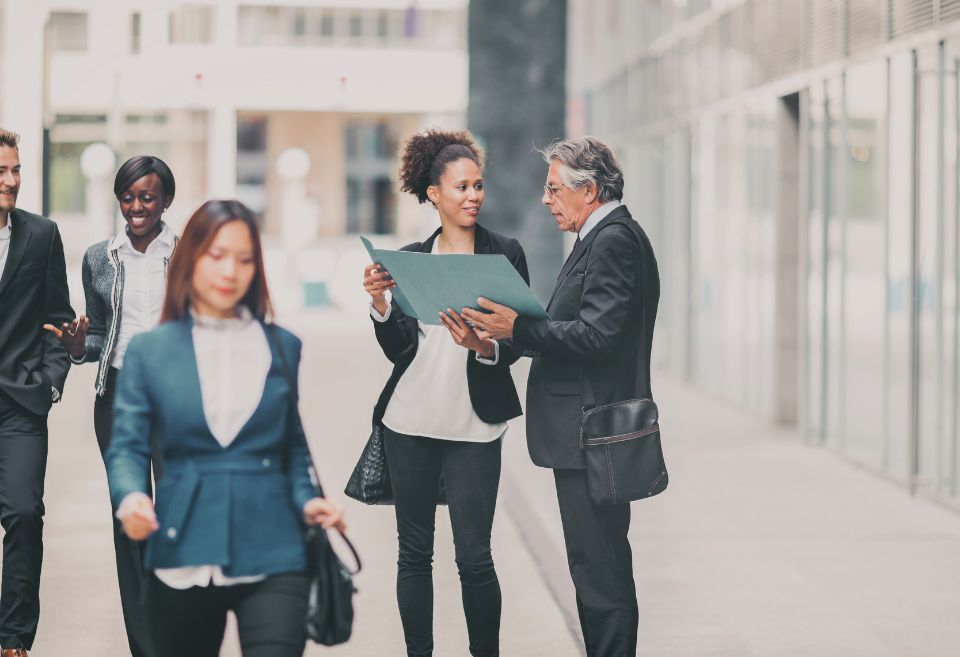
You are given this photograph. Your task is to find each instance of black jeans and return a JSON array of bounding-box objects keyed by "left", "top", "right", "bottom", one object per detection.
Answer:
[
  {"left": 95, "top": 367, "right": 154, "bottom": 657},
  {"left": 383, "top": 427, "right": 502, "bottom": 657},
  {"left": 144, "top": 572, "right": 309, "bottom": 657},
  {"left": 554, "top": 469, "right": 638, "bottom": 657},
  {"left": 0, "top": 391, "right": 48, "bottom": 651}
]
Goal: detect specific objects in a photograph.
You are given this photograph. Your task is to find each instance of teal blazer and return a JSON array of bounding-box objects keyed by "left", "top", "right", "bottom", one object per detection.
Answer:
[{"left": 106, "top": 317, "right": 317, "bottom": 577}]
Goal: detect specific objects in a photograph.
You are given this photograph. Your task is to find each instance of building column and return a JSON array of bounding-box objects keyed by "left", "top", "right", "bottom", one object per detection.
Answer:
[
  {"left": 207, "top": 105, "right": 237, "bottom": 198},
  {"left": 1, "top": 3, "right": 46, "bottom": 211}
]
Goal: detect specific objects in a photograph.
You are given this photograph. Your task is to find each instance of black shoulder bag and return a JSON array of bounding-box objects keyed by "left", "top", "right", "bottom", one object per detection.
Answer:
[
  {"left": 578, "top": 222, "right": 669, "bottom": 506},
  {"left": 268, "top": 325, "right": 362, "bottom": 646}
]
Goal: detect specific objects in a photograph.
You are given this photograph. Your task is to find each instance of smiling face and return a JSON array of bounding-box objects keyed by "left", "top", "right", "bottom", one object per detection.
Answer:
[
  {"left": 426, "top": 157, "right": 484, "bottom": 228},
  {"left": 118, "top": 173, "right": 170, "bottom": 243},
  {"left": 0, "top": 146, "right": 21, "bottom": 219},
  {"left": 190, "top": 220, "right": 257, "bottom": 318}
]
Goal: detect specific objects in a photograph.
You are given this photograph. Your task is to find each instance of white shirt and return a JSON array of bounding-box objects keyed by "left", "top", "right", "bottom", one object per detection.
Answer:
[
  {"left": 578, "top": 200, "right": 622, "bottom": 240},
  {"left": 372, "top": 240, "right": 507, "bottom": 442},
  {"left": 0, "top": 220, "right": 10, "bottom": 281},
  {"left": 119, "top": 307, "right": 274, "bottom": 589},
  {"left": 111, "top": 223, "right": 176, "bottom": 369}
]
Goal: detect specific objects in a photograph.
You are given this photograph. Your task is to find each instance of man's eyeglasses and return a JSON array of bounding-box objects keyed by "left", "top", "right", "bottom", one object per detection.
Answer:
[{"left": 543, "top": 183, "right": 564, "bottom": 198}]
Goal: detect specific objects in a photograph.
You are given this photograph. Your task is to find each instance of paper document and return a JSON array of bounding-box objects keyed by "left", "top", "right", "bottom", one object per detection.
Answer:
[{"left": 360, "top": 236, "right": 549, "bottom": 326}]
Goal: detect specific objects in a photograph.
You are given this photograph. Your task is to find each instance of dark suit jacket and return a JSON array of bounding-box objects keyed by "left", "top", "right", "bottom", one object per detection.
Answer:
[
  {"left": 371, "top": 224, "right": 529, "bottom": 428},
  {"left": 0, "top": 209, "right": 74, "bottom": 415},
  {"left": 513, "top": 205, "right": 660, "bottom": 469},
  {"left": 106, "top": 319, "right": 317, "bottom": 576}
]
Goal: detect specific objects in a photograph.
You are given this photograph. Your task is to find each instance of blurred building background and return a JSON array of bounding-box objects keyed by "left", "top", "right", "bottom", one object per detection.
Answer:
[
  {"left": 0, "top": 0, "right": 469, "bottom": 279},
  {"left": 566, "top": 0, "right": 960, "bottom": 506},
  {"left": 5, "top": 0, "right": 960, "bottom": 509}
]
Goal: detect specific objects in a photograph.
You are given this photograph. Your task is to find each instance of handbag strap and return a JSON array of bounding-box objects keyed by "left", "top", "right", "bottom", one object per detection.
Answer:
[
  {"left": 577, "top": 218, "right": 651, "bottom": 411},
  {"left": 266, "top": 323, "right": 362, "bottom": 574}
]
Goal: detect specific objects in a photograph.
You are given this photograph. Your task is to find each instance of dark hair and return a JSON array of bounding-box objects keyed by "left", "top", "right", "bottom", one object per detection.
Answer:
[
  {"left": 0, "top": 128, "right": 20, "bottom": 149},
  {"left": 114, "top": 155, "right": 176, "bottom": 201},
  {"left": 160, "top": 200, "right": 272, "bottom": 323},
  {"left": 398, "top": 129, "right": 484, "bottom": 204}
]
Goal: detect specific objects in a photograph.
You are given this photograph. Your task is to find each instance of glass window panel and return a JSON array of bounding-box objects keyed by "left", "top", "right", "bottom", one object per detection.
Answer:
[
  {"left": 887, "top": 51, "right": 916, "bottom": 480},
  {"left": 842, "top": 60, "right": 888, "bottom": 467},
  {"left": 806, "top": 83, "right": 827, "bottom": 438}
]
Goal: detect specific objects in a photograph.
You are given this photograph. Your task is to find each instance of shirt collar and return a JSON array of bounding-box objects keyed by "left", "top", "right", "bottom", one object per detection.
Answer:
[
  {"left": 110, "top": 221, "right": 175, "bottom": 253},
  {"left": 190, "top": 305, "right": 255, "bottom": 331},
  {"left": 0, "top": 221, "right": 10, "bottom": 241},
  {"left": 578, "top": 200, "right": 621, "bottom": 240}
]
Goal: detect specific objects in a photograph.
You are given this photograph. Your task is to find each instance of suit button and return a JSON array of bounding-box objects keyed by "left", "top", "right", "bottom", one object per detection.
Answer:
[
  {"left": 262, "top": 458, "right": 271, "bottom": 467},
  {"left": 167, "top": 527, "right": 177, "bottom": 539}
]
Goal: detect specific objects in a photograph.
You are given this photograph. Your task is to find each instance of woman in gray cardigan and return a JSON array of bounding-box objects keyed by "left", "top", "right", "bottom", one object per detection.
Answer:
[{"left": 49, "top": 155, "right": 177, "bottom": 657}]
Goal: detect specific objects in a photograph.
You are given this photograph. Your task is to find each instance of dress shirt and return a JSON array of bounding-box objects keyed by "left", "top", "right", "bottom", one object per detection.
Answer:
[
  {"left": 0, "top": 220, "right": 10, "bottom": 281},
  {"left": 111, "top": 223, "right": 176, "bottom": 369},
  {"left": 119, "top": 306, "right": 274, "bottom": 589},
  {"left": 578, "top": 200, "right": 622, "bottom": 240}
]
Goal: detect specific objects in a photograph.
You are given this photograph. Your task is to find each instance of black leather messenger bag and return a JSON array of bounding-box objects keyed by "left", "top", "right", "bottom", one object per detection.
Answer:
[{"left": 578, "top": 221, "right": 668, "bottom": 506}]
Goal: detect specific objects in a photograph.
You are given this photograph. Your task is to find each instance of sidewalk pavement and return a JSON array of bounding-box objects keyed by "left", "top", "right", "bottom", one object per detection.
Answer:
[{"left": 26, "top": 307, "right": 960, "bottom": 656}]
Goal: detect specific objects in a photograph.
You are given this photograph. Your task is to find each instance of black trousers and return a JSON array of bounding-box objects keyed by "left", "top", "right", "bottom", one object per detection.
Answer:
[
  {"left": 144, "top": 572, "right": 309, "bottom": 657},
  {"left": 94, "top": 367, "right": 154, "bottom": 657},
  {"left": 553, "top": 469, "right": 638, "bottom": 657},
  {"left": 0, "top": 391, "right": 48, "bottom": 651},
  {"left": 383, "top": 427, "right": 502, "bottom": 657}
]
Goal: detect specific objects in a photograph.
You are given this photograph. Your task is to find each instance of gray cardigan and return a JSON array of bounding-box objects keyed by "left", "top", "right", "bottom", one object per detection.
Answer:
[{"left": 78, "top": 227, "right": 178, "bottom": 396}]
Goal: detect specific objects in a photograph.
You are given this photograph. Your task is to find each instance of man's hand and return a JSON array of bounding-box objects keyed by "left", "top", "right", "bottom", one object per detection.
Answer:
[
  {"left": 461, "top": 297, "right": 518, "bottom": 341},
  {"left": 42, "top": 315, "right": 88, "bottom": 360}
]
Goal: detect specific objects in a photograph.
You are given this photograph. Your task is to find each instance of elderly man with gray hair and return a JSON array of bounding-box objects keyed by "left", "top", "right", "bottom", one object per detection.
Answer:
[{"left": 463, "top": 136, "right": 660, "bottom": 657}]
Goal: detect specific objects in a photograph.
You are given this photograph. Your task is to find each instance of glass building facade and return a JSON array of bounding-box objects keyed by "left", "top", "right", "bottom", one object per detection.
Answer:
[{"left": 568, "top": 0, "right": 960, "bottom": 503}]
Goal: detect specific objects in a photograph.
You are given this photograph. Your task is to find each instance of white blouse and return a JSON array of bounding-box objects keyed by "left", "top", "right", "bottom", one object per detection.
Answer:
[
  {"left": 373, "top": 240, "right": 507, "bottom": 443},
  {"left": 118, "top": 307, "right": 275, "bottom": 589},
  {"left": 111, "top": 223, "right": 175, "bottom": 369}
]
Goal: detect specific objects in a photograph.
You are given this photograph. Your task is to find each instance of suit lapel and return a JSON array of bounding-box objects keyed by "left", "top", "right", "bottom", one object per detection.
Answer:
[
  {"left": 0, "top": 210, "right": 33, "bottom": 297},
  {"left": 546, "top": 206, "right": 633, "bottom": 309}
]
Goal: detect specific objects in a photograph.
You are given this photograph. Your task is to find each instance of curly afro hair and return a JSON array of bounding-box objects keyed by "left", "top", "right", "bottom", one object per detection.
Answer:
[{"left": 398, "top": 129, "right": 484, "bottom": 205}]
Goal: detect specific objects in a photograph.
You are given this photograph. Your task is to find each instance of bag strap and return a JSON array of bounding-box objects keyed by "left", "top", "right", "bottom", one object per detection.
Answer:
[
  {"left": 577, "top": 218, "right": 650, "bottom": 411},
  {"left": 266, "top": 323, "right": 362, "bottom": 574}
]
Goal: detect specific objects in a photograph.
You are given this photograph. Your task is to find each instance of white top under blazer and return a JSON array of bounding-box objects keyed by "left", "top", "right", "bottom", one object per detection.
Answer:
[{"left": 371, "top": 240, "right": 507, "bottom": 443}]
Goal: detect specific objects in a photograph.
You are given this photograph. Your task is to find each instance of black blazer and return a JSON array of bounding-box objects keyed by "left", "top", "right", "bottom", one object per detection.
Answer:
[
  {"left": 0, "top": 209, "right": 74, "bottom": 415},
  {"left": 371, "top": 224, "right": 529, "bottom": 428},
  {"left": 513, "top": 205, "right": 660, "bottom": 469}
]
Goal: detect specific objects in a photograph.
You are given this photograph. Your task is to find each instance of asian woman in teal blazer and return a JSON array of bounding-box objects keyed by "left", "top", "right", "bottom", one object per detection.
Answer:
[{"left": 105, "top": 200, "right": 344, "bottom": 657}]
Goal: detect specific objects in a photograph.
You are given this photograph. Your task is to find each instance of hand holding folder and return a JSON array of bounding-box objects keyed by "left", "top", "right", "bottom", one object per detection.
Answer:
[{"left": 360, "top": 237, "right": 548, "bottom": 326}]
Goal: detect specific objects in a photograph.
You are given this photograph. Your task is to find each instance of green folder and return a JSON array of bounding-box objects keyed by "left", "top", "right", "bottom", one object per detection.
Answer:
[{"left": 360, "top": 236, "right": 549, "bottom": 326}]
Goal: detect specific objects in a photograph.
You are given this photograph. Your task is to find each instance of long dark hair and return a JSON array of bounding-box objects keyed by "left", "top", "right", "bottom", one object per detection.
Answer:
[{"left": 160, "top": 200, "right": 272, "bottom": 323}]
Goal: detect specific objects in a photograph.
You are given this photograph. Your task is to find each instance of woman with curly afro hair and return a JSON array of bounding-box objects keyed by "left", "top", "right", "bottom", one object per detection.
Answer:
[{"left": 360, "top": 128, "right": 529, "bottom": 657}]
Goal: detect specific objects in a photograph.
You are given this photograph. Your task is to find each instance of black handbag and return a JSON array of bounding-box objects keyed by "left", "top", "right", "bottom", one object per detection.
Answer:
[
  {"left": 344, "top": 424, "right": 394, "bottom": 504},
  {"left": 269, "top": 326, "right": 362, "bottom": 646},
  {"left": 578, "top": 222, "right": 668, "bottom": 506},
  {"left": 344, "top": 423, "right": 448, "bottom": 505}
]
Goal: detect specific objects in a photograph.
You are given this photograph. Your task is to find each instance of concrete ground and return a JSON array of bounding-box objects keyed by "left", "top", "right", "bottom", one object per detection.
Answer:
[{"left": 24, "top": 307, "right": 960, "bottom": 656}]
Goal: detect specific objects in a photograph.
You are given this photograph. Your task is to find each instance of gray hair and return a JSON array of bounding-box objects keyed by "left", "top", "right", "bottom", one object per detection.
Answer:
[{"left": 539, "top": 136, "right": 624, "bottom": 202}]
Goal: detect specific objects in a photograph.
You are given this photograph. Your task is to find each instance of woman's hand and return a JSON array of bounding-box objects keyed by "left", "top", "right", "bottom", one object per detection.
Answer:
[
  {"left": 303, "top": 497, "right": 347, "bottom": 531},
  {"left": 42, "top": 315, "right": 89, "bottom": 360},
  {"left": 363, "top": 263, "right": 396, "bottom": 316},
  {"left": 439, "top": 308, "right": 495, "bottom": 357},
  {"left": 116, "top": 493, "right": 159, "bottom": 541}
]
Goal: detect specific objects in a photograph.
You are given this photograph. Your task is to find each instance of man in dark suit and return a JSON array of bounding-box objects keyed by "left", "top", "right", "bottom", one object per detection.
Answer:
[
  {"left": 463, "top": 136, "right": 659, "bottom": 657},
  {"left": 0, "top": 129, "right": 74, "bottom": 656}
]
